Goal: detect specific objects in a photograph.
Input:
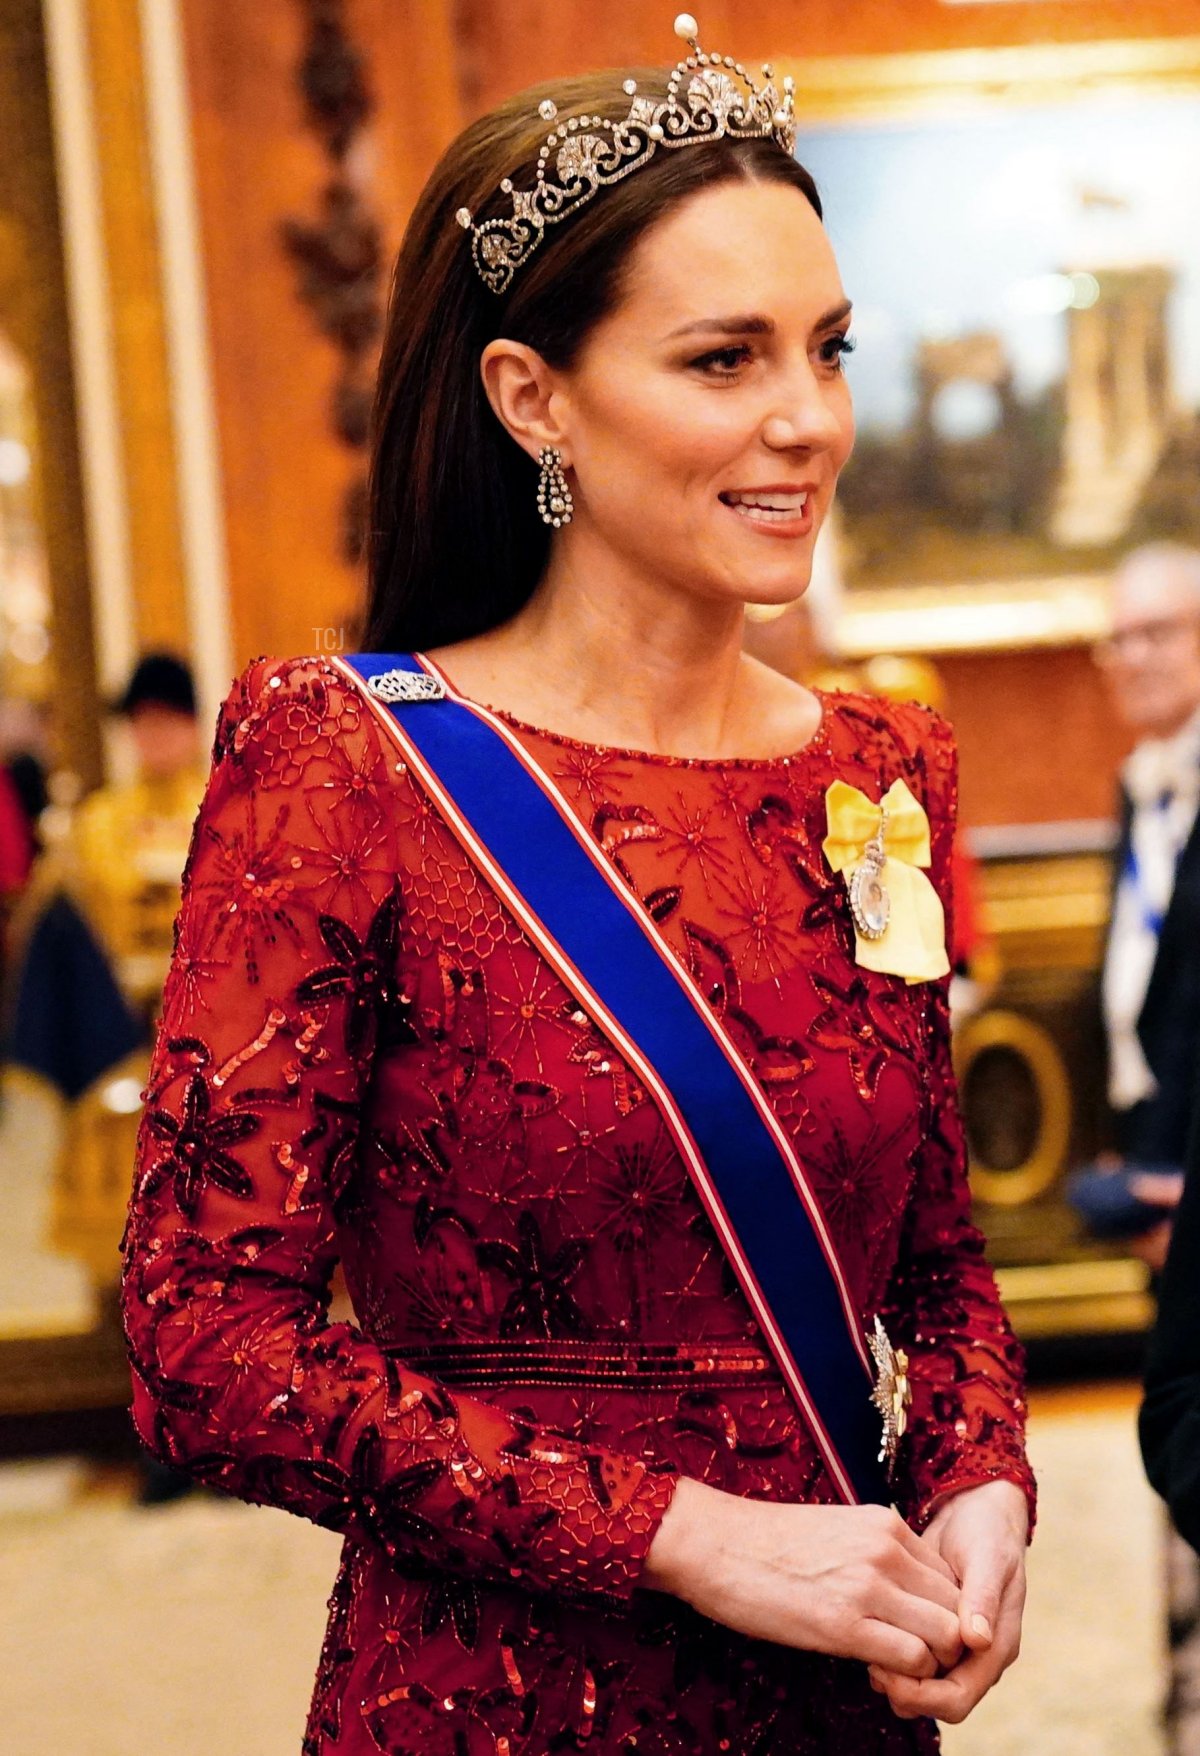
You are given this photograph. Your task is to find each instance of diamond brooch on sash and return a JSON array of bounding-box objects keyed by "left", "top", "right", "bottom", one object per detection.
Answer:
[
  {"left": 869, "top": 1315, "right": 912, "bottom": 1471},
  {"left": 365, "top": 669, "right": 447, "bottom": 704},
  {"left": 848, "top": 809, "right": 890, "bottom": 941}
]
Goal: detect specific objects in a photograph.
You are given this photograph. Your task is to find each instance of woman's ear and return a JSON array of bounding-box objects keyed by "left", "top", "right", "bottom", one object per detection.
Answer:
[{"left": 479, "top": 339, "right": 570, "bottom": 464}]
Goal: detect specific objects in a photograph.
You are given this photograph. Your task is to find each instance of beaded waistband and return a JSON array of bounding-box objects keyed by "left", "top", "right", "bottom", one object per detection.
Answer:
[{"left": 388, "top": 1338, "right": 779, "bottom": 1390}]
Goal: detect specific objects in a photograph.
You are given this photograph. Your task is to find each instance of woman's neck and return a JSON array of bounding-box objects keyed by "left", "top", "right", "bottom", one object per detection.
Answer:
[{"left": 437, "top": 547, "right": 770, "bottom": 759}]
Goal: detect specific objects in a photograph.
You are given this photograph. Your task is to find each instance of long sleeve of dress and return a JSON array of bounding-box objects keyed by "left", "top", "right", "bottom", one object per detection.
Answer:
[
  {"left": 119, "top": 655, "right": 677, "bottom": 1608},
  {"left": 877, "top": 707, "right": 1037, "bottom": 1534}
]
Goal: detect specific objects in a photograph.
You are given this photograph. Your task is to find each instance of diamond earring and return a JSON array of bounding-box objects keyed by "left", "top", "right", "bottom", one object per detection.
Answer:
[{"left": 537, "top": 446, "right": 574, "bottom": 527}]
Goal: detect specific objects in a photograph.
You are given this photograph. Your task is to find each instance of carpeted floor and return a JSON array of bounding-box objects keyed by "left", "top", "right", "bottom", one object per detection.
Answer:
[
  {"left": 941, "top": 1382, "right": 1165, "bottom": 1756},
  {"left": 0, "top": 1384, "right": 1168, "bottom": 1755}
]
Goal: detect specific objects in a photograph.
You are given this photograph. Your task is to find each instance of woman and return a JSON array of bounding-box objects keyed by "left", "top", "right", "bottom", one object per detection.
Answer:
[{"left": 121, "top": 18, "right": 1034, "bottom": 1752}]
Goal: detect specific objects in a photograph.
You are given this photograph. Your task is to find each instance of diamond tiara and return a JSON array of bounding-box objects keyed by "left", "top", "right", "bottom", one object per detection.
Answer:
[{"left": 455, "top": 13, "right": 797, "bottom": 296}]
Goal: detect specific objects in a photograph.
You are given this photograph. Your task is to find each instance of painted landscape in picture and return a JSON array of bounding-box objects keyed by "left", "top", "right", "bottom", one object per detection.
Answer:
[{"left": 794, "top": 91, "right": 1200, "bottom": 593}]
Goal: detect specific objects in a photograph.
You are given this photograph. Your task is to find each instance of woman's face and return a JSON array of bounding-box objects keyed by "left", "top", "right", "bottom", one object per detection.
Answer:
[{"left": 554, "top": 177, "right": 855, "bottom": 609}]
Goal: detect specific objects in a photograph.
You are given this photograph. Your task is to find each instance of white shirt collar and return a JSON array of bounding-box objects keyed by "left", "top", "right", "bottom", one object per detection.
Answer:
[{"left": 1122, "top": 701, "right": 1200, "bottom": 810}]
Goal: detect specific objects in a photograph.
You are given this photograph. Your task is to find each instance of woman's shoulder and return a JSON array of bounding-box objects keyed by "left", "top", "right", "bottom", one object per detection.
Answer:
[
  {"left": 209, "top": 651, "right": 380, "bottom": 778},
  {"left": 818, "top": 686, "right": 958, "bottom": 841},
  {"left": 218, "top": 649, "right": 363, "bottom": 710},
  {"left": 819, "top": 685, "right": 955, "bottom": 769}
]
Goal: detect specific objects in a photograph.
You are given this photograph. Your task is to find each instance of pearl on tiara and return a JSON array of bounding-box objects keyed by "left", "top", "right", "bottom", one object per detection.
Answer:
[{"left": 456, "top": 12, "right": 797, "bottom": 295}]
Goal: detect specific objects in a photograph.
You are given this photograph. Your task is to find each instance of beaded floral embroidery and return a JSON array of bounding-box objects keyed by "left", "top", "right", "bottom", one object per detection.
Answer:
[{"left": 122, "top": 656, "right": 1034, "bottom": 1755}]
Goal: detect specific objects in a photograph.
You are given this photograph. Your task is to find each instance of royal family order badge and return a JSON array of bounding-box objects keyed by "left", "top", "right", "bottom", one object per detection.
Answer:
[
  {"left": 869, "top": 1315, "right": 912, "bottom": 1472},
  {"left": 847, "top": 818, "right": 891, "bottom": 942}
]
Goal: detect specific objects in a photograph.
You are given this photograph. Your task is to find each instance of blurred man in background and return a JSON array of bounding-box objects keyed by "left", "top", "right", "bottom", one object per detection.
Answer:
[
  {"left": 1091, "top": 543, "right": 1200, "bottom": 1756},
  {"left": 1093, "top": 544, "right": 1200, "bottom": 1269}
]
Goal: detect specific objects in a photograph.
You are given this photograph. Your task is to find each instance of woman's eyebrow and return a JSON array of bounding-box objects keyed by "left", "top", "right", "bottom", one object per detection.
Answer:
[
  {"left": 664, "top": 299, "right": 853, "bottom": 342},
  {"left": 665, "top": 313, "right": 775, "bottom": 341},
  {"left": 814, "top": 299, "right": 854, "bottom": 330}
]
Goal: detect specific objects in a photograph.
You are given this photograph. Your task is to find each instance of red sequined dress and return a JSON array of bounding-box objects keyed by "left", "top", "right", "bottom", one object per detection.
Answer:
[{"left": 120, "top": 654, "right": 1035, "bottom": 1755}]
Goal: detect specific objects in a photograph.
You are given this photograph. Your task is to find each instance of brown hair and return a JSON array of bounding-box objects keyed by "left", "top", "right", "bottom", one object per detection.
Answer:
[{"left": 363, "top": 68, "right": 822, "bottom": 652}]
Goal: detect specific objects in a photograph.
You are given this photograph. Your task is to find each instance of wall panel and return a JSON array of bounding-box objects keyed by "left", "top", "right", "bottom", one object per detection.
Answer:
[
  {"left": 940, "top": 646, "right": 1127, "bottom": 827},
  {"left": 181, "top": 0, "right": 365, "bottom": 668},
  {"left": 0, "top": 0, "right": 100, "bottom": 786},
  {"left": 457, "top": 0, "right": 1200, "bottom": 106},
  {"left": 85, "top": 0, "right": 188, "bottom": 659},
  {"left": 180, "top": 0, "right": 461, "bottom": 673}
]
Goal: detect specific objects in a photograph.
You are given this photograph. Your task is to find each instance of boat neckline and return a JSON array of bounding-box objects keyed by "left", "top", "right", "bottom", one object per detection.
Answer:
[{"left": 465, "top": 686, "right": 835, "bottom": 770}]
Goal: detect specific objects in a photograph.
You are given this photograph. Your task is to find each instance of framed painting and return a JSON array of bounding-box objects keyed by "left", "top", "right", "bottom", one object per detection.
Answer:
[{"left": 784, "top": 38, "right": 1200, "bottom": 654}]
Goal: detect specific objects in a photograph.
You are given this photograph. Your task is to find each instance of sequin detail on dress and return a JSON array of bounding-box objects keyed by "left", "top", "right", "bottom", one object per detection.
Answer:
[{"left": 121, "top": 655, "right": 1035, "bottom": 1754}]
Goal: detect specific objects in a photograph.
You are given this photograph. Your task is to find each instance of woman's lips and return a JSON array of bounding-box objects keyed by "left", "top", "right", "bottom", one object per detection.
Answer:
[{"left": 719, "top": 487, "right": 816, "bottom": 538}]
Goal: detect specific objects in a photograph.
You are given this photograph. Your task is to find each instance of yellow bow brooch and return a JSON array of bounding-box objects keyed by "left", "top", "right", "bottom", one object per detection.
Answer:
[{"left": 822, "top": 778, "right": 950, "bottom": 984}]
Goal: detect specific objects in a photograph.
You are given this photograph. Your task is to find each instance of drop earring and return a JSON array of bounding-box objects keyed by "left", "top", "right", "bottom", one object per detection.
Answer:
[{"left": 537, "top": 446, "right": 574, "bottom": 527}]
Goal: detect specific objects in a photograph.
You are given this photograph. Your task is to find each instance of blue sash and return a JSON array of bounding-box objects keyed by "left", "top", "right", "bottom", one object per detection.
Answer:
[{"left": 337, "top": 651, "right": 890, "bottom": 1505}]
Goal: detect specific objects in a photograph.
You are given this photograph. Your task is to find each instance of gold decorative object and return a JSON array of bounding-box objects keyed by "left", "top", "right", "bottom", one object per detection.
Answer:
[
  {"left": 869, "top": 1315, "right": 912, "bottom": 1471},
  {"left": 954, "top": 1007, "right": 1072, "bottom": 1208}
]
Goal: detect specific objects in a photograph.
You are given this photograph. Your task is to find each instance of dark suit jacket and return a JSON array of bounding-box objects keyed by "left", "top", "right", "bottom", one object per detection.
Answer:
[
  {"left": 1141, "top": 1092, "right": 1200, "bottom": 1550},
  {"left": 0, "top": 888, "right": 144, "bottom": 1100},
  {"left": 1105, "top": 781, "right": 1200, "bottom": 1166}
]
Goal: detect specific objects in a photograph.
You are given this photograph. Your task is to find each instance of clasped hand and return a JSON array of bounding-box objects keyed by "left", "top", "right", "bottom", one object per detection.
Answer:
[
  {"left": 643, "top": 1475, "right": 1027, "bottom": 1726},
  {"left": 867, "top": 1477, "right": 1028, "bottom": 1725}
]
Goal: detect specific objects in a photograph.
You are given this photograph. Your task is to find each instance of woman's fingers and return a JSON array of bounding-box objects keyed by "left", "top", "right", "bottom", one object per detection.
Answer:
[
  {"left": 650, "top": 1492, "right": 978, "bottom": 1670},
  {"left": 869, "top": 1645, "right": 1000, "bottom": 1724},
  {"left": 891, "top": 1515, "right": 960, "bottom": 1585},
  {"left": 869, "top": 1583, "right": 964, "bottom": 1672},
  {"left": 892, "top": 1545, "right": 961, "bottom": 1615},
  {"left": 856, "top": 1620, "right": 942, "bottom": 1680},
  {"left": 957, "top": 1564, "right": 1003, "bottom": 1651},
  {"left": 869, "top": 1567, "right": 1024, "bottom": 1724},
  {"left": 956, "top": 1538, "right": 1023, "bottom": 1651}
]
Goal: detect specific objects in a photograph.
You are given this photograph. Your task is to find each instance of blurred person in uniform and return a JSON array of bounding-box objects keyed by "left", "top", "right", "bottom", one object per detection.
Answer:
[
  {"left": 3, "top": 651, "right": 207, "bottom": 1202},
  {"left": 72, "top": 652, "right": 208, "bottom": 1024},
  {"left": 1083, "top": 542, "right": 1200, "bottom": 1756}
]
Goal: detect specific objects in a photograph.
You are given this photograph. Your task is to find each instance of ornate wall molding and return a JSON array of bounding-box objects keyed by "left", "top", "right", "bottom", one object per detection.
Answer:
[{"left": 282, "top": 0, "right": 383, "bottom": 566}]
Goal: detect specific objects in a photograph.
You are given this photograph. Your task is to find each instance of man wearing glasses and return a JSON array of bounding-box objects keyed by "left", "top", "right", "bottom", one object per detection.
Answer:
[
  {"left": 1090, "top": 543, "right": 1200, "bottom": 1271},
  {"left": 1089, "top": 544, "right": 1200, "bottom": 1756}
]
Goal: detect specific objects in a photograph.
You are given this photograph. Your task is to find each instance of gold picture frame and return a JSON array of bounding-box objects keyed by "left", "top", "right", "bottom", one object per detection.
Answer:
[
  {"left": 783, "top": 36, "right": 1200, "bottom": 655},
  {"left": 953, "top": 1008, "right": 1072, "bottom": 1208}
]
